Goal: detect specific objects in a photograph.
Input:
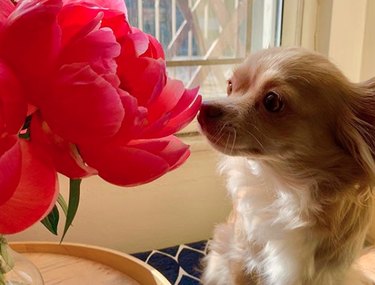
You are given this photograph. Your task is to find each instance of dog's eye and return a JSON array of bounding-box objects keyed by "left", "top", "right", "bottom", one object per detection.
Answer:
[
  {"left": 227, "top": 80, "right": 233, "bottom": 95},
  {"left": 263, "top": 92, "right": 284, "bottom": 113}
]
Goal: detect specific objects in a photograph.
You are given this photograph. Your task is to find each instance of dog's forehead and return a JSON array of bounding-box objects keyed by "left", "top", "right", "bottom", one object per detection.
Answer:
[{"left": 232, "top": 50, "right": 294, "bottom": 90}]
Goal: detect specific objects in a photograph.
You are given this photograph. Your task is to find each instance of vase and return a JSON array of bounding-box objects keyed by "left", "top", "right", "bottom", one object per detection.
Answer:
[{"left": 0, "top": 236, "right": 44, "bottom": 285}]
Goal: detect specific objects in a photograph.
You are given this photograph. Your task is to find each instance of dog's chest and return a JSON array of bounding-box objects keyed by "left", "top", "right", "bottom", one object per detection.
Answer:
[{"left": 223, "top": 157, "right": 318, "bottom": 284}]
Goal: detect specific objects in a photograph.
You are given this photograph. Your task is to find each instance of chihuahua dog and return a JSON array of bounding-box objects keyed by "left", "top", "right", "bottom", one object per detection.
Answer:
[{"left": 198, "top": 47, "right": 375, "bottom": 285}]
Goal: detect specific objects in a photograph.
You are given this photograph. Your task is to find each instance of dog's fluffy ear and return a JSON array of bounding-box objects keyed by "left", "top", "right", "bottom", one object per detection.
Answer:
[{"left": 336, "top": 77, "right": 375, "bottom": 183}]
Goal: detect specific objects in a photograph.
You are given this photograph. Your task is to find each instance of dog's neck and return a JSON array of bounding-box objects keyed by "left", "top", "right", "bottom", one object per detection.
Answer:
[{"left": 221, "top": 155, "right": 373, "bottom": 285}]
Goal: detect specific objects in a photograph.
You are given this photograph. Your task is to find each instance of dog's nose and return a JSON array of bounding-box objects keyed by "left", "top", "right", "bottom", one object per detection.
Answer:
[{"left": 198, "top": 102, "right": 224, "bottom": 125}]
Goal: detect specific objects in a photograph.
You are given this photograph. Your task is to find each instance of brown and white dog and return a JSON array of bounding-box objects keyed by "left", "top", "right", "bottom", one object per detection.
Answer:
[{"left": 198, "top": 47, "right": 375, "bottom": 285}]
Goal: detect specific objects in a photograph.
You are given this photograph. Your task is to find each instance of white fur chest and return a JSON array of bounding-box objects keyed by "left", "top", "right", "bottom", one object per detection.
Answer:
[{"left": 221, "top": 156, "right": 319, "bottom": 285}]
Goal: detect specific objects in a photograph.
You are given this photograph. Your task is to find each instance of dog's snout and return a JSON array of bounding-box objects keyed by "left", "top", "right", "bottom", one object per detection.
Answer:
[{"left": 198, "top": 103, "right": 224, "bottom": 125}]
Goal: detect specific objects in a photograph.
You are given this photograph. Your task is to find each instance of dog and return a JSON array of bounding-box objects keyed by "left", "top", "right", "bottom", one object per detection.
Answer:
[{"left": 198, "top": 47, "right": 375, "bottom": 285}]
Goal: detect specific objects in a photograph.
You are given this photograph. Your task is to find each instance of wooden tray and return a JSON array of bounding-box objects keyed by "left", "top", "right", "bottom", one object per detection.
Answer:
[{"left": 10, "top": 242, "right": 171, "bottom": 285}]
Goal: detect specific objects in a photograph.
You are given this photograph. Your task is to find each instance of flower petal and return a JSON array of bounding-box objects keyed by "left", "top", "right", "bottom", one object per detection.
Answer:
[
  {"left": 0, "top": 60, "right": 26, "bottom": 134},
  {"left": 58, "top": 26, "right": 121, "bottom": 87},
  {"left": 112, "top": 90, "right": 147, "bottom": 143},
  {"left": 1, "top": 0, "right": 62, "bottom": 104},
  {"left": 59, "top": 3, "right": 130, "bottom": 45},
  {"left": 41, "top": 63, "right": 124, "bottom": 144},
  {"left": 140, "top": 88, "right": 202, "bottom": 138},
  {"left": 0, "top": 135, "right": 21, "bottom": 206},
  {"left": 143, "top": 33, "right": 165, "bottom": 59},
  {"left": 147, "top": 78, "right": 185, "bottom": 123},
  {"left": 62, "top": 0, "right": 127, "bottom": 16},
  {"left": 128, "top": 136, "right": 190, "bottom": 170},
  {"left": 58, "top": 4, "right": 104, "bottom": 46},
  {"left": 80, "top": 142, "right": 170, "bottom": 186},
  {"left": 118, "top": 57, "right": 166, "bottom": 106},
  {"left": 0, "top": 0, "right": 15, "bottom": 26},
  {"left": 158, "top": 87, "right": 202, "bottom": 137},
  {"left": 30, "top": 112, "right": 97, "bottom": 179},
  {"left": 121, "top": 30, "right": 150, "bottom": 58},
  {"left": 0, "top": 139, "right": 58, "bottom": 234}
]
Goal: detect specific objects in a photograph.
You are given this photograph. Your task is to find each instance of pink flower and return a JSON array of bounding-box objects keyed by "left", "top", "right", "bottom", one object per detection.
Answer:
[
  {"left": 0, "top": 0, "right": 201, "bottom": 234},
  {"left": 0, "top": 136, "right": 58, "bottom": 234}
]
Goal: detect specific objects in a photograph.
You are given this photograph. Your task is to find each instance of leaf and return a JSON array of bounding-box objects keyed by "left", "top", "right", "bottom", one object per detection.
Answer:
[
  {"left": 60, "top": 178, "right": 81, "bottom": 242},
  {"left": 57, "top": 193, "right": 68, "bottom": 216},
  {"left": 40, "top": 205, "right": 59, "bottom": 235}
]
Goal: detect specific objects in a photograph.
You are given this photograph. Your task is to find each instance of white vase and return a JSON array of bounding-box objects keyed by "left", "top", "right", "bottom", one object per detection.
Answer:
[{"left": 0, "top": 236, "right": 44, "bottom": 285}]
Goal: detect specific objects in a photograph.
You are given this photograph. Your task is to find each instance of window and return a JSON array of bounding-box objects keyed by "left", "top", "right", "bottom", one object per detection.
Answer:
[{"left": 125, "top": 0, "right": 283, "bottom": 100}]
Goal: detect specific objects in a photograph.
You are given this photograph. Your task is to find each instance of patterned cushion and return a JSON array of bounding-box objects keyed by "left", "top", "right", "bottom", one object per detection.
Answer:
[{"left": 132, "top": 240, "right": 208, "bottom": 285}]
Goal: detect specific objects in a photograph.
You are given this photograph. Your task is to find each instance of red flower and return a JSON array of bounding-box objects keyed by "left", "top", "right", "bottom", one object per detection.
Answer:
[
  {"left": 0, "top": 136, "right": 58, "bottom": 234},
  {"left": 0, "top": 0, "right": 201, "bottom": 234}
]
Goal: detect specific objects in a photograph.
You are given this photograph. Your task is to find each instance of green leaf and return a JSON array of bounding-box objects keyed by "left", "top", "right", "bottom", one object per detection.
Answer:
[
  {"left": 60, "top": 179, "right": 81, "bottom": 243},
  {"left": 41, "top": 205, "right": 59, "bottom": 235},
  {"left": 57, "top": 193, "right": 68, "bottom": 217}
]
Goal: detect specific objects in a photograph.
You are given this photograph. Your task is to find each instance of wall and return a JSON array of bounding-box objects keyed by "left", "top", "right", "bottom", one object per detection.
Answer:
[{"left": 316, "top": 0, "right": 375, "bottom": 242}]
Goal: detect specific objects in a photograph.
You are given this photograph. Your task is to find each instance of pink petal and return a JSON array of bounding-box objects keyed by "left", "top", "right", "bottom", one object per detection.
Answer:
[
  {"left": 62, "top": 0, "right": 127, "bottom": 16},
  {"left": 41, "top": 63, "right": 125, "bottom": 144},
  {"left": 30, "top": 112, "right": 97, "bottom": 179},
  {"left": 7, "top": 0, "right": 61, "bottom": 21},
  {"left": 59, "top": 26, "right": 121, "bottom": 64},
  {"left": 0, "top": 0, "right": 15, "bottom": 25},
  {"left": 0, "top": 60, "right": 26, "bottom": 134},
  {"left": 127, "top": 28, "right": 165, "bottom": 60},
  {"left": 121, "top": 30, "right": 150, "bottom": 58},
  {"left": 100, "top": 8, "right": 130, "bottom": 41},
  {"left": 0, "top": 0, "right": 62, "bottom": 104},
  {"left": 140, "top": 88, "right": 202, "bottom": 138},
  {"left": 0, "top": 135, "right": 21, "bottom": 206},
  {"left": 128, "top": 136, "right": 190, "bottom": 170},
  {"left": 79, "top": 142, "right": 170, "bottom": 186},
  {"left": 112, "top": 90, "right": 147, "bottom": 143},
  {"left": 59, "top": 3, "right": 130, "bottom": 45},
  {"left": 147, "top": 78, "right": 185, "bottom": 123},
  {"left": 144, "top": 34, "right": 165, "bottom": 59},
  {"left": 58, "top": 4, "right": 104, "bottom": 46},
  {"left": 118, "top": 57, "right": 166, "bottom": 106},
  {"left": 158, "top": 88, "right": 202, "bottom": 136},
  {"left": 58, "top": 26, "right": 121, "bottom": 87},
  {"left": 0, "top": 139, "right": 58, "bottom": 234}
]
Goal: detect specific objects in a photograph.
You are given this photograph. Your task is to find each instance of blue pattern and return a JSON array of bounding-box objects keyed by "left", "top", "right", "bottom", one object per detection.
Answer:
[{"left": 132, "top": 240, "right": 208, "bottom": 285}]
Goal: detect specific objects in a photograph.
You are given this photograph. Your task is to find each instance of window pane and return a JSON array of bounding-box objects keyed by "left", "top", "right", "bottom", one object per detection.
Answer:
[{"left": 125, "top": 0, "right": 282, "bottom": 98}]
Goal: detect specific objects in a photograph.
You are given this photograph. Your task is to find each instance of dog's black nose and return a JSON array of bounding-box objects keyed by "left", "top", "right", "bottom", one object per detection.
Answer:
[{"left": 199, "top": 102, "right": 224, "bottom": 121}]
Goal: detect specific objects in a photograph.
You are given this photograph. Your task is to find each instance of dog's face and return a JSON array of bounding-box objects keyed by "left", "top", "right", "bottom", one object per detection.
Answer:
[{"left": 198, "top": 48, "right": 356, "bottom": 163}]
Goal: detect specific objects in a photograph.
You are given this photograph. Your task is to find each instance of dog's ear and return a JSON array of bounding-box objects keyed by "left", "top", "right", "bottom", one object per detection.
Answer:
[{"left": 336, "top": 77, "right": 375, "bottom": 182}]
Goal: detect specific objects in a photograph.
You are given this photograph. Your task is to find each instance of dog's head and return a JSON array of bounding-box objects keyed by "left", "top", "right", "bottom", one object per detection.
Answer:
[{"left": 198, "top": 47, "right": 375, "bottom": 183}]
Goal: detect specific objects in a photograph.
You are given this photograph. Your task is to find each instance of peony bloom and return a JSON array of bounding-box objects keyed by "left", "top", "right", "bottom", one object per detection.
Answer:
[{"left": 0, "top": 0, "right": 201, "bottom": 234}]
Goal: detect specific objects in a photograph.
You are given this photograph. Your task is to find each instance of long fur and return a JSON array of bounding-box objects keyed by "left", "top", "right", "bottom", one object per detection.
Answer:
[{"left": 198, "top": 47, "right": 375, "bottom": 285}]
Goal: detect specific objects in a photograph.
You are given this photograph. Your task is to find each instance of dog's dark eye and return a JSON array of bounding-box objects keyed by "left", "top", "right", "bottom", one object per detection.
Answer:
[
  {"left": 227, "top": 80, "right": 233, "bottom": 95},
  {"left": 263, "top": 92, "right": 284, "bottom": 113}
]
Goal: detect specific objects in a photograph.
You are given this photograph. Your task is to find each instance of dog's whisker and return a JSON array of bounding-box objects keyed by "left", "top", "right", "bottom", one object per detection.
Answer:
[
  {"left": 224, "top": 131, "right": 231, "bottom": 154},
  {"left": 212, "top": 123, "right": 228, "bottom": 145},
  {"left": 230, "top": 127, "right": 237, "bottom": 155}
]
